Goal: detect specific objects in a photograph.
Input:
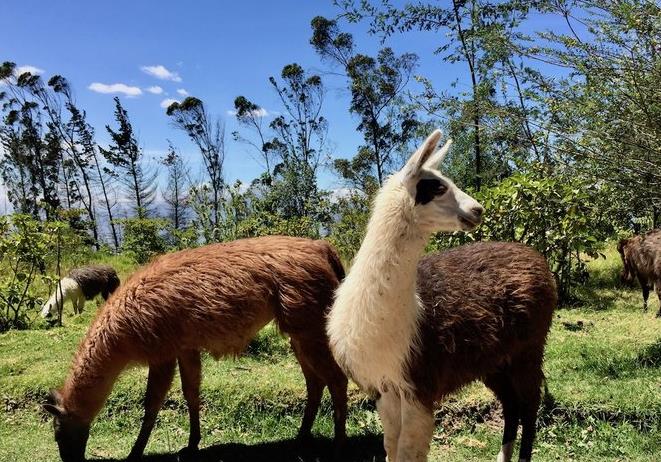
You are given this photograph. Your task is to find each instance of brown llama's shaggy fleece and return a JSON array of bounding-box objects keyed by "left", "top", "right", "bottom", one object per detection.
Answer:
[
  {"left": 413, "top": 241, "right": 556, "bottom": 461},
  {"left": 618, "top": 228, "right": 661, "bottom": 316},
  {"left": 45, "top": 236, "right": 347, "bottom": 462}
]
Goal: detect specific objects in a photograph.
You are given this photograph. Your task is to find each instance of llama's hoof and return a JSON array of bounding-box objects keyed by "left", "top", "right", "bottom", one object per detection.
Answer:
[
  {"left": 296, "top": 431, "right": 314, "bottom": 445},
  {"left": 177, "top": 446, "right": 199, "bottom": 462},
  {"left": 332, "top": 442, "right": 346, "bottom": 461}
]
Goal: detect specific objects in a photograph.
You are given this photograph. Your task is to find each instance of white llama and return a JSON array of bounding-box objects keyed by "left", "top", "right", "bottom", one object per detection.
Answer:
[
  {"left": 40, "top": 265, "right": 120, "bottom": 319},
  {"left": 327, "top": 130, "right": 484, "bottom": 461}
]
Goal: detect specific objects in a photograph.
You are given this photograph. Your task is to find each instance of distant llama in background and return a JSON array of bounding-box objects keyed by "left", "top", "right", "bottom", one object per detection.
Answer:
[
  {"left": 618, "top": 228, "right": 661, "bottom": 317},
  {"left": 43, "top": 236, "right": 347, "bottom": 462},
  {"left": 40, "top": 265, "right": 120, "bottom": 318},
  {"left": 328, "top": 130, "right": 556, "bottom": 462}
]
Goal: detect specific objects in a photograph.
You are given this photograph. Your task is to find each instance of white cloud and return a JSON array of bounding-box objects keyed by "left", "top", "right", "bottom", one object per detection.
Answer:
[
  {"left": 226, "top": 108, "right": 269, "bottom": 118},
  {"left": 176, "top": 88, "right": 189, "bottom": 96},
  {"left": 16, "top": 65, "right": 44, "bottom": 76},
  {"left": 160, "top": 98, "right": 179, "bottom": 109},
  {"left": 141, "top": 65, "right": 182, "bottom": 82},
  {"left": 146, "top": 85, "right": 163, "bottom": 94},
  {"left": 88, "top": 82, "right": 143, "bottom": 97}
]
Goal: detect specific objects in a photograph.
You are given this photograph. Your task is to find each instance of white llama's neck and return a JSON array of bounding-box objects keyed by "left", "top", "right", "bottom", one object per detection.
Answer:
[
  {"left": 352, "top": 188, "right": 427, "bottom": 291},
  {"left": 330, "top": 179, "right": 430, "bottom": 393}
]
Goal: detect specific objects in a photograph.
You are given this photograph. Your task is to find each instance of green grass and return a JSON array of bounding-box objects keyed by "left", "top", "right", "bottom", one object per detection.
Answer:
[{"left": 1, "top": 247, "right": 660, "bottom": 461}]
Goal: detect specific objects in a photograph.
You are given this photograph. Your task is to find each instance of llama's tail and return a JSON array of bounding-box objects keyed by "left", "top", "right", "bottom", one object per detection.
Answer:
[
  {"left": 325, "top": 242, "right": 346, "bottom": 282},
  {"left": 40, "top": 278, "right": 79, "bottom": 318}
]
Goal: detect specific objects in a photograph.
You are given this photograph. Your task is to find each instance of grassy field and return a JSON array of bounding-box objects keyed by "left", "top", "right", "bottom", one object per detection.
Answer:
[{"left": 1, "top": 245, "right": 659, "bottom": 461}]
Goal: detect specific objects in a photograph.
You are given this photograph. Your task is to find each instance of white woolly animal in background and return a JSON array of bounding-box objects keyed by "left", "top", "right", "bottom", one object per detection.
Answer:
[
  {"left": 40, "top": 277, "right": 84, "bottom": 318},
  {"left": 40, "top": 265, "right": 120, "bottom": 319},
  {"left": 328, "top": 130, "right": 484, "bottom": 461}
]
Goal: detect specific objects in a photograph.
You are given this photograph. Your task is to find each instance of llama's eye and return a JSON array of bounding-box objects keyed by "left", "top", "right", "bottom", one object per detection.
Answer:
[{"left": 415, "top": 179, "right": 447, "bottom": 205}]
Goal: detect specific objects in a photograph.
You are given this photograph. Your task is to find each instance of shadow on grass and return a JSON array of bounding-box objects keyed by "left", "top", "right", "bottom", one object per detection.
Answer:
[{"left": 89, "top": 435, "right": 385, "bottom": 462}]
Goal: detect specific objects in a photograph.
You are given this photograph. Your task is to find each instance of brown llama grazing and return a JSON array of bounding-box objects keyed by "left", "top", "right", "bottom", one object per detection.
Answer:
[
  {"left": 618, "top": 228, "right": 661, "bottom": 317},
  {"left": 415, "top": 242, "right": 556, "bottom": 462},
  {"left": 42, "top": 236, "right": 348, "bottom": 462}
]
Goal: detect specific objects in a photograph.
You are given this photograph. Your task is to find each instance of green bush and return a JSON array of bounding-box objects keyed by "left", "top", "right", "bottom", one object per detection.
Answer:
[
  {"left": 430, "top": 169, "right": 619, "bottom": 303},
  {"left": 327, "top": 192, "right": 370, "bottom": 263},
  {"left": 116, "top": 217, "right": 169, "bottom": 264},
  {"left": 0, "top": 215, "right": 83, "bottom": 330}
]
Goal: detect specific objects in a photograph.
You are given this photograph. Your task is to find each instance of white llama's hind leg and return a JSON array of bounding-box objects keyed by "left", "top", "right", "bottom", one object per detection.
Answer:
[
  {"left": 377, "top": 388, "right": 402, "bottom": 462},
  {"left": 396, "top": 399, "right": 435, "bottom": 462},
  {"left": 497, "top": 441, "right": 514, "bottom": 462}
]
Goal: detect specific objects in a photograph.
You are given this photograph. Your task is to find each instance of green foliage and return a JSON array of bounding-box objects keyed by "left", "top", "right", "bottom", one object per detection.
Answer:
[
  {"left": 327, "top": 192, "right": 370, "bottom": 263},
  {"left": 101, "top": 97, "right": 156, "bottom": 219},
  {"left": 0, "top": 215, "right": 82, "bottom": 330},
  {"left": 311, "top": 16, "right": 420, "bottom": 189},
  {"left": 116, "top": 217, "right": 169, "bottom": 264},
  {"left": 430, "top": 168, "right": 621, "bottom": 302}
]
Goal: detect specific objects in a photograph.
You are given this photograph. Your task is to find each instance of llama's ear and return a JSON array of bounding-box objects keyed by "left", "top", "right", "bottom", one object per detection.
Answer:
[
  {"left": 46, "top": 388, "right": 63, "bottom": 405},
  {"left": 43, "top": 389, "right": 65, "bottom": 417},
  {"left": 402, "top": 129, "right": 442, "bottom": 180},
  {"left": 423, "top": 138, "right": 453, "bottom": 170},
  {"left": 42, "top": 403, "right": 65, "bottom": 417}
]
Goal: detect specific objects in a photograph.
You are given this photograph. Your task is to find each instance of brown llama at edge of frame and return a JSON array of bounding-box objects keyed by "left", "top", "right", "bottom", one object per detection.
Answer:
[
  {"left": 618, "top": 228, "right": 661, "bottom": 317},
  {"left": 42, "top": 236, "right": 348, "bottom": 462},
  {"left": 414, "top": 242, "right": 556, "bottom": 462}
]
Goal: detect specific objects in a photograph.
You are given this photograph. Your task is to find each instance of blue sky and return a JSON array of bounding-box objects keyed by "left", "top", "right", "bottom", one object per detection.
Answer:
[{"left": 2, "top": 0, "right": 569, "bottom": 191}]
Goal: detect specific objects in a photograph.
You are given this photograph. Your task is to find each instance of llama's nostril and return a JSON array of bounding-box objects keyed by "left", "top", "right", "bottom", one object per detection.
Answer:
[{"left": 471, "top": 206, "right": 484, "bottom": 217}]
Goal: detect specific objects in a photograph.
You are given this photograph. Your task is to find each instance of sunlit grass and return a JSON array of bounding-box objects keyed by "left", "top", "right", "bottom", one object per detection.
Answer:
[{"left": 1, "top": 245, "right": 660, "bottom": 461}]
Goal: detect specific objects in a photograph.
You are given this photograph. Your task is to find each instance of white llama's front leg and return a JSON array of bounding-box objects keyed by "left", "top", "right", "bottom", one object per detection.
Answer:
[
  {"left": 396, "top": 399, "right": 435, "bottom": 462},
  {"left": 377, "top": 388, "right": 402, "bottom": 462}
]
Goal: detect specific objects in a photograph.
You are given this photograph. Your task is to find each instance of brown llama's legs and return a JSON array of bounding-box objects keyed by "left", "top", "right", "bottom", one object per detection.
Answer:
[
  {"left": 290, "top": 339, "right": 324, "bottom": 442},
  {"left": 327, "top": 373, "right": 348, "bottom": 449},
  {"left": 654, "top": 283, "right": 661, "bottom": 317},
  {"left": 178, "top": 350, "right": 202, "bottom": 454},
  {"left": 639, "top": 275, "right": 650, "bottom": 312},
  {"left": 290, "top": 337, "right": 349, "bottom": 450},
  {"left": 127, "top": 360, "right": 177, "bottom": 461},
  {"left": 484, "top": 372, "right": 520, "bottom": 462},
  {"left": 512, "top": 358, "right": 544, "bottom": 462}
]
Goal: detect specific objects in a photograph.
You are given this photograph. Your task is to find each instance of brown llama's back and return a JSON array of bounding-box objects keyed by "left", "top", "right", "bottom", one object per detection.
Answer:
[
  {"left": 412, "top": 241, "right": 556, "bottom": 404},
  {"left": 86, "top": 236, "right": 342, "bottom": 363}
]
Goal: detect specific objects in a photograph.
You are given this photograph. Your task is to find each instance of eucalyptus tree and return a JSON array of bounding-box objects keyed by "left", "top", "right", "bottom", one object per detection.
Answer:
[
  {"left": 532, "top": 0, "right": 661, "bottom": 226},
  {"left": 166, "top": 97, "right": 225, "bottom": 230},
  {"left": 311, "top": 16, "right": 420, "bottom": 192},
  {"left": 160, "top": 143, "right": 190, "bottom": 232},
  {"left": 337, "top": 1, "right": 543, "bottom": 190},
  {"left": 48, "top": 75, "right": 119, "bottom": 249},
  {"left": 233, "top": 63, "right": 329, "bottom": 220},
  {"left": 102, "top": 97, "right": 156, "bottom": 219},
  {"left": 0, "top": 62, "right": 62, "bottom": 218}
]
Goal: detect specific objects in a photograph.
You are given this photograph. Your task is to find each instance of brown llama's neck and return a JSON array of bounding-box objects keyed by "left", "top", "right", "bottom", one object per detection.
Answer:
[{"left": 61, "top": 316, "right": 128, "bottom": 423}]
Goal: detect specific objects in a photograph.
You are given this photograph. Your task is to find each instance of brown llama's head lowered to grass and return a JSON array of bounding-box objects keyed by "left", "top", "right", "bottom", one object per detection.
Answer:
[
  {"left": 42, "top": 236, "right": 348, "bottom": 462},
  {"left": 43, "top": 390, "right": 89, "bottom": 462}
]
